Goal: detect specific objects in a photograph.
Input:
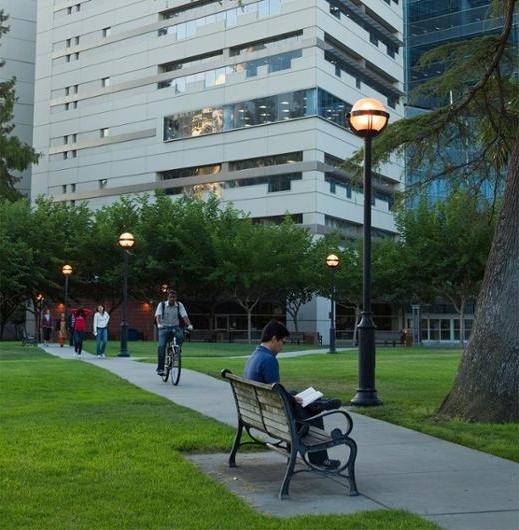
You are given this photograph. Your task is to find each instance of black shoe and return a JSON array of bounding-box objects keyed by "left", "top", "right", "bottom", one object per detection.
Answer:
[
  {"left": 321, "top": 399, "right": 342, "bottom": 411},
  {"left": 156, "top": 369, "right": 165, "bottom": 376},
  {"left": 320, "top": 458, "right": 340, "bottom": 470}
]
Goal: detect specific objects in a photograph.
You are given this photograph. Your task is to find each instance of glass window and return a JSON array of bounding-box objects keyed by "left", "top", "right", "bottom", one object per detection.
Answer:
[
  {"left": 441, "top": 319, "right": 450, "bottom": 340},
  {"left": 318, "top": 89, "right": 351, "bottom": 127},
  {"left": 429, "top": 319, "right": 440, "bottom": 340}
]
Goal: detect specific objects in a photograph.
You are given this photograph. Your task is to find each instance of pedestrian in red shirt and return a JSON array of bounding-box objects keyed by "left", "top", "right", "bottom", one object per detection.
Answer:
[{"left": 73, "top": 309, "right": 86, "bottom": 356}]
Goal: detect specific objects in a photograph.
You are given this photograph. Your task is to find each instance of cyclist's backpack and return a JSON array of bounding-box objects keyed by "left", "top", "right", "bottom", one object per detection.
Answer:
[{"left": 160, "top": 301, "right": 186, "bottom": 328}]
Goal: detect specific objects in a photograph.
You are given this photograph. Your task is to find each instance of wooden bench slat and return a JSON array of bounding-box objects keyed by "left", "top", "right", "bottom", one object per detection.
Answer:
[{"left": 238, "top": 401, "right": 289, "bottom": 425}]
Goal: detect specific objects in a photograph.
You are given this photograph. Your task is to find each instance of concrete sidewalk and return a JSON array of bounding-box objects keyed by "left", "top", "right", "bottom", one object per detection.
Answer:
[{"left": 41, "top": 344, "right": 519, "bottom": 530}]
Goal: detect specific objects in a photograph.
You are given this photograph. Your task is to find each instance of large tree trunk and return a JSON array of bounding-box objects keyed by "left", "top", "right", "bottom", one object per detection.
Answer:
[{"left": 439, "top": 129, "right": 519, "bottom": 422}]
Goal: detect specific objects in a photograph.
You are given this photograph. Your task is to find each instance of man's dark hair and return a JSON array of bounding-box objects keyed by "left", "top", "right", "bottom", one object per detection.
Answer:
[{"left": 261, "top": 320, "right": 290, "bottom": 342}]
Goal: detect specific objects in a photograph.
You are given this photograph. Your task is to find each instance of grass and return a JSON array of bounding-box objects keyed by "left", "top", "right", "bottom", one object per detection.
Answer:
[
  {"left": 181, "top": 347, "right": 519, "bottom": 462},
  {"left": 0, "top": 342, "right": 437, "bottom": 530},
  {"left": 82, "top": 339, "right": 321, "bottom": 358}
]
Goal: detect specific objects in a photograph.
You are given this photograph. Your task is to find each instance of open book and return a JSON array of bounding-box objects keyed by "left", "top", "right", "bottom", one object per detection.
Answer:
[{"left": 295, "top": 387, "right": 323, "bottom": 408}]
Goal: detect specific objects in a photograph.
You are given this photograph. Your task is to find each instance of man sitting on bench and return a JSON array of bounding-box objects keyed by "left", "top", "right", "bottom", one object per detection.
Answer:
[{"left": 244, "top": 320, "right": 342, "bottom": 470}]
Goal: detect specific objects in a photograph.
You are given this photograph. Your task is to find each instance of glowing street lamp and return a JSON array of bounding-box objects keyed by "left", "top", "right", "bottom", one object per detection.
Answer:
[
  {"left": 326, "top": 254, "right": 340, "bottom": 353},
  {"left": 118, "top": 232, "right": 135, "bottom": 357},
  {"left": 347, "top": 98, "right": 389, "bottom": 407}
]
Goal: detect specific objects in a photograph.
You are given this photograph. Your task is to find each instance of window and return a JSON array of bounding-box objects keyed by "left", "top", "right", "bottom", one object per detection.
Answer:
[
  {"left": 100, "top": 128, "right": 110, "bottom": 138},
  {"left": 74, "top": 85, "right": 79, "bottom": 94},
  {"left": 71, "top": 150, "right": 77, "bottom": 158},
  {"left": 75, "top": 4, "right": 81, "bottom": 12},
  {"left": 71, "top": 184, "right": 76, "bottom": 192},
  {"left": 229, "top": 31, "right": 303, "bottom": 56},
  {"left": 66, "top": 38, "right": 71, "bottom": 48},
  {"left": 74, "top": 36, "right": 80, "bottom": 45},
  {"left": 73, "top": 101, "right": 78, "bottom": 109},
  {"left": 101, "top": 77, "right": 110, "bottom": 87},
  {"left": 229, "top": 152, "right": 302, "bottom": 171},
  {"left": 62, "top": 184, "right": 67, "bottom": 193},
  {"left": 74, "top": 52, "right": 79, "bottom": 60},
  {"left": 72, "top": 134, "right": 77, "bottom": 143},
  {"left": 159, "top": 164, "right": 221, "bottom": 180},
  {"left": 67, "top": 6, "right": 73, "bottom": 14},
  {"left": 65, "top": 102, "right": 70, "bottom": 110},
  {"left": 102, "top": 27, "right": 111, "bottom": 38},
  {"left": 99, "top": 179, "right": 108, "bottom": 189},
  {"left": 65, "top": 86, "right": 70, "bottom": 96},
  {"left": 64, "top": 135, "right": 69, "bottom": 144},
  {"left": 66, "top": 55, "right": 71, "bottom": 62},
  {"left": 163, "top": 88, "right": 350, "bottom": 141},
  {"left": 63, "top": 152, "right": 68, "bottom": 160}
]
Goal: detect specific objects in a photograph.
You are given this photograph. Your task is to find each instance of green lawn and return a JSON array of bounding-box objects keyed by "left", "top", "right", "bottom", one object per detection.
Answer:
[
  {"left": 82, "top": 339, "right": 322, "bottom": 358},
  {"left": 182, "top": 347, "right": 519, "bottom": 463},
  {"left": 0, "top": 342, "right": 437, "bottom": 530}
]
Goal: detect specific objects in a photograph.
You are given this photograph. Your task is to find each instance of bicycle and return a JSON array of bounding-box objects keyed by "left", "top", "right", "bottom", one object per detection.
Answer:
[{"left": 161, "top": 334, "right": 181, "bottom": 385}]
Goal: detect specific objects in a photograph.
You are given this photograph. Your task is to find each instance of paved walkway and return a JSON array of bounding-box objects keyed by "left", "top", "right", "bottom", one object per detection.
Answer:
[{"left": 41, "top": 345, "right": 519, "bottom": 530}]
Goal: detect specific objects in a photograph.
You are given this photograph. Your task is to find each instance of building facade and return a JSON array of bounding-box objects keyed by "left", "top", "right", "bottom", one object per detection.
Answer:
[
  {"left": 31, "top": 0, "right": 404, "bottom": 339},
  {"left": 0, "top": 0, "right": 37, "bottom": 196}
]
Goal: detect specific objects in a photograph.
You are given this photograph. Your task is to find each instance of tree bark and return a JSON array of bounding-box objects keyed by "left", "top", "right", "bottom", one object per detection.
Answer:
[{"left": 439, "top": 128, "right": 519, "bottom": 422}]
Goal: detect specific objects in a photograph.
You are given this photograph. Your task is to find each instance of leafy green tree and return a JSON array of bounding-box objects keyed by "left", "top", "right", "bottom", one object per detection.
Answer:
[
  {"left": 0, "top": 11, "right": 40, "bottom": 200},
  {"left": 347, "top": 0, "right": 518, "bottom": 421},
  {"left": 396, "top": 193, "right": 496, "bottom": 346},
  {"left": 269, "top": 218, "right": 319, "bottom": 332}
]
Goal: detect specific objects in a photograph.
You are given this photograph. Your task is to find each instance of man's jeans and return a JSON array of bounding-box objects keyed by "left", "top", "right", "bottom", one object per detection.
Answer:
[
  {"left": 96, "top": 328, "right": 108, "bottom": 355},
  {"left": 157, "top": 326, "right": 183, "bottom": 371}
]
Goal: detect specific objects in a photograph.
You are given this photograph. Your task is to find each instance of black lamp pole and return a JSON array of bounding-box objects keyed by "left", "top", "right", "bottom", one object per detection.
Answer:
[
  {"left": 326, "top": 254, "right": 339, "bottom": 353},
  {"left": 347, "top": 99, "right": 389, "bottom": 407},
  {"left": 117, "top": 232, "right": 134, "bottom": 357},
  {"left": 118, "top": 250, "right": 130, "bottom": 357},
  {"left": 330, "top": 266, "right": 337, "bottom": 353}
]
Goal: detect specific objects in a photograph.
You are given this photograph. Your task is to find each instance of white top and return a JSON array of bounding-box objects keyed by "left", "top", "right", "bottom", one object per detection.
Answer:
[{"left": 93, "top": 311, "right": 110, "bottom": 331}]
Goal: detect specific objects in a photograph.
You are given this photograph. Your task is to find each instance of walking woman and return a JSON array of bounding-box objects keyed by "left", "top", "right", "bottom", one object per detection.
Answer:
[
  {"left": 41, "top": 308, "right": 53, "bottom": 345},
  {"left": 73, "top": 309, "right": 86, "bottom": 357},
  {"left": 93, "top": 304, "right": 110, "bottom": 358}
]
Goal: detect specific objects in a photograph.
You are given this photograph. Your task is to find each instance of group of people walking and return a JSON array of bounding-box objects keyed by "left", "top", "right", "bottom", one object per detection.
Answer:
[{"left": 40, "top": 305, "right": 110, "bottom": 358}]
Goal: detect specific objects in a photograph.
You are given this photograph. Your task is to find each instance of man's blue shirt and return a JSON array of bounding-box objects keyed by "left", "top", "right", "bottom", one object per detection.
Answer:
[{"left": 244, "top": 345, "right": 279, "bottom": 384}]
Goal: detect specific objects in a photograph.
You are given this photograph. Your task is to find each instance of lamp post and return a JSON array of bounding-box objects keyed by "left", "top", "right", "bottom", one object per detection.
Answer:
[
  {"left": 326, "top": 254, "right": 340, "bottom": 353},
  {"left": 118, "top": 232, "right": 135, "bottom": 357},
  {"left": 62, "top": 264, "right": 73, "bottom": 325},
  {"left": 35, "top": 293, "right": 44, "bottom": 343},
  {"left": 347, "top": 98, "right": 389, "bottom": 407}
]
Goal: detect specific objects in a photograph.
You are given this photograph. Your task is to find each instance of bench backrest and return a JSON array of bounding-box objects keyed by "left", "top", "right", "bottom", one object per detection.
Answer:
[{"left": 222, "top": 370, "right": 295, "bottom": 443}]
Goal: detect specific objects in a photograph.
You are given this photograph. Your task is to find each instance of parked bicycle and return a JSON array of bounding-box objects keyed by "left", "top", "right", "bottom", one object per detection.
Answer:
[{"left": 161, "top": 334, "right": 181, "bottom": 385}]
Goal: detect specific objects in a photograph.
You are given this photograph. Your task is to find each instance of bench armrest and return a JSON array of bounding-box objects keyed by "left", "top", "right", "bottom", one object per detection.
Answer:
[{"left": 298, "top": 410, "right": 354, "bottom": 436}]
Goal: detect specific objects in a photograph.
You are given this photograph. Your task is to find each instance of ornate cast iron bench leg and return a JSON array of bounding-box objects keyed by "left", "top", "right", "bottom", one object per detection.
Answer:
[
  {"left": 229, "top": 421, "right": 243, "bottom": 467},
  {"left": 279, "top": 444, "right": 298, "bottom": 499},
  {"left": 345, "top": 438, "right": 359, "bottom": 495}
]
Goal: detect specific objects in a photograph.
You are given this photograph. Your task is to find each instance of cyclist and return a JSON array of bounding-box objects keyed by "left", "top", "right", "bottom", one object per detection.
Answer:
[{"left": 155, "top": 290, "right": 192, "bottom": 376}]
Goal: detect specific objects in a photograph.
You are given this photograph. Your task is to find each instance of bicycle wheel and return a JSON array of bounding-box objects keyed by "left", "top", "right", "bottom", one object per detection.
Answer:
[
  {"left": 170, "top": 348, "right": 181, "bottom": 386},
  {"left": 161, "top": 343, "right": 172, "bottom": 382}
]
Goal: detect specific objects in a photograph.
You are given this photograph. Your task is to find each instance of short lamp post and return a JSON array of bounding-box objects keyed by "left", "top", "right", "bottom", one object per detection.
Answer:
[
  {"left": 347, "top": 98, "right": 389, "bottom": 407},
  {"left": 326, "top": 254, "right": 340, "bottom": 353},
  {"left": 118, "top": 232, "right": 135, "bottom": 357}
]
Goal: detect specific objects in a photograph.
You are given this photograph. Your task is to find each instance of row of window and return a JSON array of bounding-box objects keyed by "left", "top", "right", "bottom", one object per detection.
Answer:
[
  {"left": 61, "top": 179, "right": 107, "bottom": 194},
  {"left": 163, "top": 88, "right": 351, "bottom": 141},
  {"left": 164, "top": 172, "right": 302, "bottom": 196},
  {"left": 326, "top": 0, "right": 400, "bottom": 58},
  {"left": 158, "top": 50, "right": 303, "bottom": 91},
  {"left": 408, "top": 318, "right": 474, "bottom": 341},
  {"left": 158, "top": 152, "right": 303, "bottom": 181},
  {"left": 158, "top": 0, "right": 285, "bottom": 38}
]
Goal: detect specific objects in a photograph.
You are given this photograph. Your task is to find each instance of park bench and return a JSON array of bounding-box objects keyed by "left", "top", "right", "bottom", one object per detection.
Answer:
[
  {"left": 375, "top": 330, "right": 402, "bottom": 347},
  {"left": 187, "top": 329, "right": 215, "bottom": 342},
  {"left": 18, "top": 326, "right": 37, "bottom": 346},
  {"left": 221, "top": 369, "right": 359, "bottom": 499}
]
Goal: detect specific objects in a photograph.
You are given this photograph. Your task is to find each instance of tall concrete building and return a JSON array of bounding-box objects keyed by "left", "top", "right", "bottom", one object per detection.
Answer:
[
  {"left": 31, "top": 0, "right": 404, "bottom": 338},
  {"left": 0, "top": 0, "right": 37, "bottom": 196}
]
